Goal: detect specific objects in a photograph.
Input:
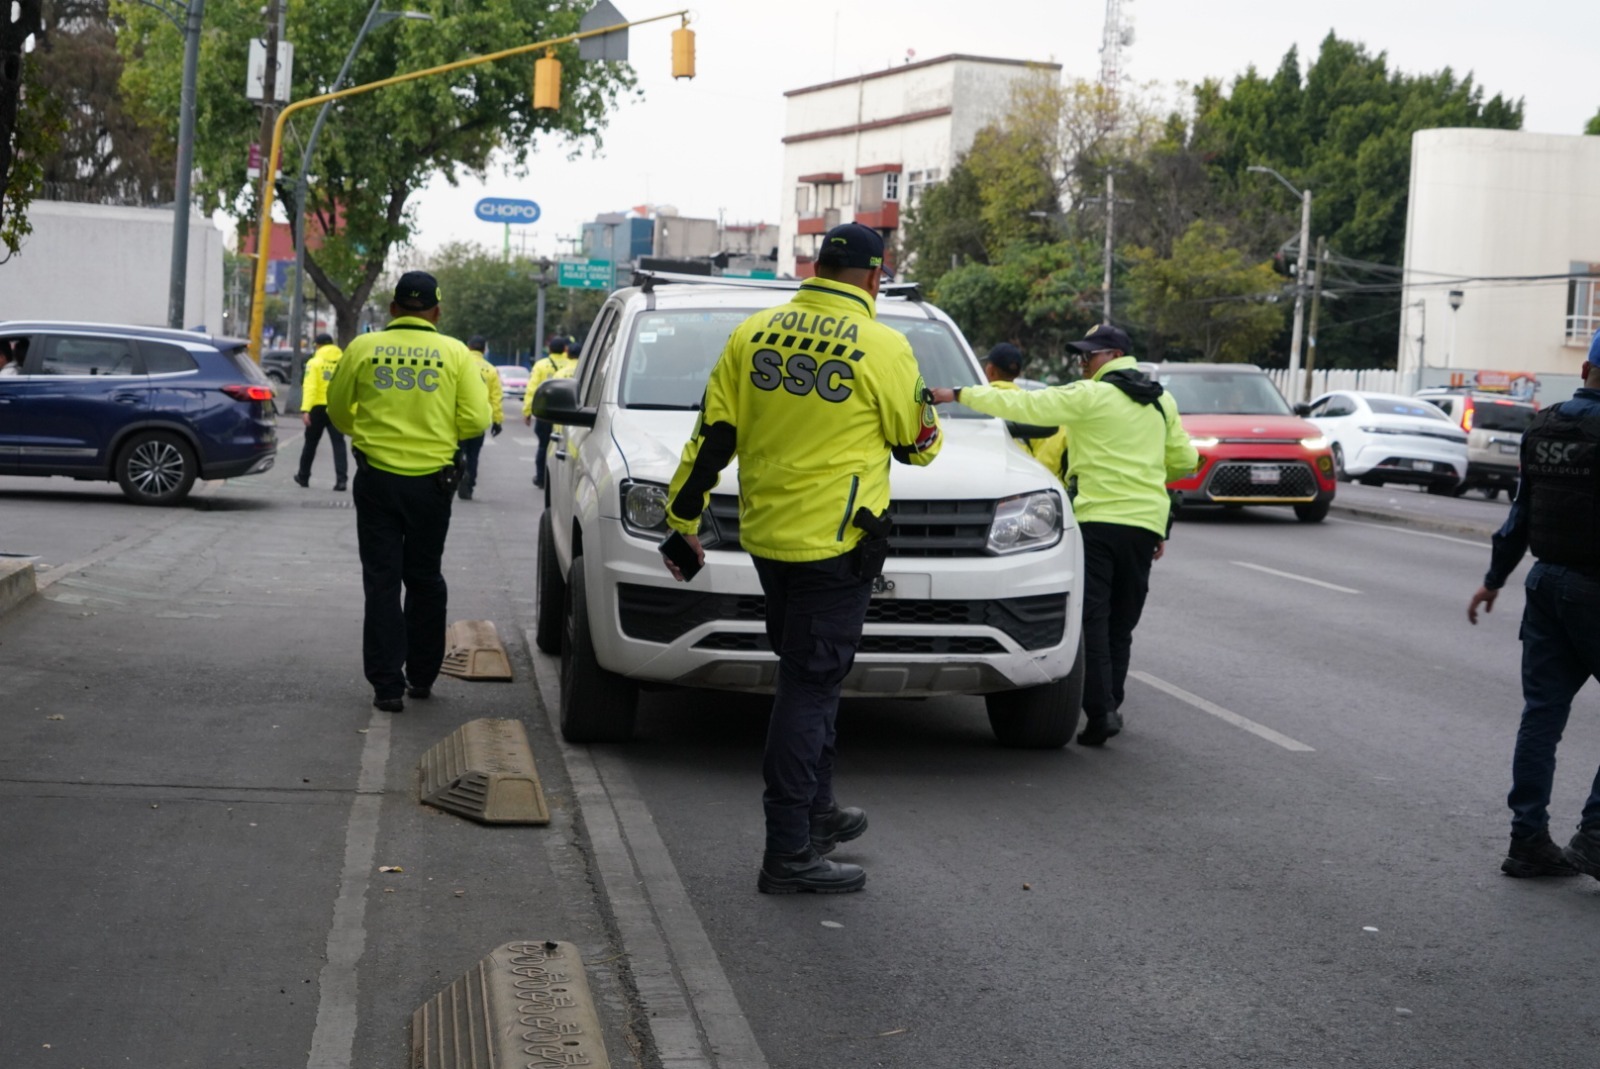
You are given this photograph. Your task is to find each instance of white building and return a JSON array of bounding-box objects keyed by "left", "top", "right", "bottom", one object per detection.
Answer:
[
  {"left": 779, "top": 54, "right": 1062, "bottom": 279},
  {"left": 1399, "top": 128, "right": 1600, "bottom": 397},
  {"left": 0, "top": 201, "right": 224, "bottom": 331}
]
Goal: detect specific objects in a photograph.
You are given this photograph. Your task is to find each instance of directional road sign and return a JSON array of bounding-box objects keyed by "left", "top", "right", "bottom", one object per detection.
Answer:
[{"left": 557, "top": 260, "right": 616, "bottom": 290}]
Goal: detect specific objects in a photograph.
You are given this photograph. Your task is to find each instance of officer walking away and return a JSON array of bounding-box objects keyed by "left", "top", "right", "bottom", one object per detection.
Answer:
[
  {"left": 928, "top": 324, "right": 1197, "bottom": 746},
  {"left": 1467, "top": 332, "right": 1600, "bottom": 880},
  {"left": 981, "top": 342, "right": 1068, "bottom": 485},
  {"left": 326, "top": 271, "right": 491, "bottom": 713},
  {"left": 521, "top": 334, "right": 578, "bottom": 489},
  {"left": 662, "top": 222, "right": 943, "bottom": 894},
  {"left": 455, "top": 334, "right": 504, "bottom": 501},
  {"left": 293, "top": 332, "right": 349, "bottom": 491}
]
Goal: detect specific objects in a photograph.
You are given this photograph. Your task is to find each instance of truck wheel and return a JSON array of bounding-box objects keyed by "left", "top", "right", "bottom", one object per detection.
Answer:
[
  {"left": 560, "top": 559, "right": 638, "bottom": 743},
  {"left": 534, "top": 509, "right": 566, "bottom": 655},
  {"left": 986, "top": 636, "right": 1084, "bottom": 749},
  {"left": 115, "top": 431, "right": 197, "bottom": 506}
]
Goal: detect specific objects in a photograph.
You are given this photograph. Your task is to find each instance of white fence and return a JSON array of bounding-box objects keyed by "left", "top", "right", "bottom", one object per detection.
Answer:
[{"left": 1265, "top": 367, "right": 1402, "bottom": 401}]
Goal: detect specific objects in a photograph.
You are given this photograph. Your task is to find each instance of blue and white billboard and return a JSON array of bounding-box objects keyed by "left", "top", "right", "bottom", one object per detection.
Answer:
[{"left": 474, "top": 197, "right": 541, "bottom": 224}]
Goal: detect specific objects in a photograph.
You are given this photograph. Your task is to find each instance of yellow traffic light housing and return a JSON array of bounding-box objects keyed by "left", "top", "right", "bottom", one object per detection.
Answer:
[
  {"left": 671, "top": 20, "right": 695, "bottom": 80},
  {"left": 533, "top": 47, "right": 561, "bottom": 110}
]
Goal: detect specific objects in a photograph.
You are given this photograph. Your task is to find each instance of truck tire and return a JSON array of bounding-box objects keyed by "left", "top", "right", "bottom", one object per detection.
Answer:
[
  {"left": 115, "top": 430, "right": 197, "bottom": 506},
  {"left": 986, "top": 636, "right": 1084, "bottom": 749},
  {"left": 560, "top": 559, "right": 639, "bottom": 743},
  {"left": 534, "top": 509, "right": 566, "bottom": 655}
]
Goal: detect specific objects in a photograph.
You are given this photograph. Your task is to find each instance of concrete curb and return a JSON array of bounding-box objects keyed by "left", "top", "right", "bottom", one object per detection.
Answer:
[
  {"left": 1327, "top": 500, "right": 1499, "bottom": 540},
  {"left": 0, "top": 558, "right": 37, "bottom": 618}
]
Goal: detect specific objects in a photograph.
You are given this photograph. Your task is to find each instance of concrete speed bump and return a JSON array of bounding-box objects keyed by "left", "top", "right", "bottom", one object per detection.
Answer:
[
  {"left": 440, "top": 619, "right": 514, "bottom": 681},
  {"left": 419, "top": 718, "right": 549, "bottom": 824},
  {"left": 411, "top": 940, "right": 610, "bottom": 1069}
]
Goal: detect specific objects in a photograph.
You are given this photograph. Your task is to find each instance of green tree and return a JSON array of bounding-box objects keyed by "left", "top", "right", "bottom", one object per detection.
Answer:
[
  {"left": 0, "top": 0, "right": 64, "bottom": 260},
  {"left": 932, "top": 239, "right": 1103, "bottom": 376},
  {"left": 429, "top": 243, "right": 604, "bottom": 361},
  {"left": 1123, "top": 220, "right": 1285, "bottom": 362},
  {"left": 117, "top": 0, "right": 637, "bottom": 343},
  {"left": 900, "top": 160, "right": 987, "bottom": 288},
  {"left": 1586, "top": 108, "right": 1600, "bottom": 135}
]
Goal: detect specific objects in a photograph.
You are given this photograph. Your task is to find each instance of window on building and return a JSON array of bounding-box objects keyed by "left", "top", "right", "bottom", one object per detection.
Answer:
[
  {"left": 906, "top": 168, "right": 942, "bottom": 207},
  {"left": 1568, "top": 261, "right": 1600, "bottom": 344},
  {"left": 795, "top": 185, "right": 812, "bottom": 215},
  {"left": 884, "top": 172, "right": 899, "bottom": 202}
]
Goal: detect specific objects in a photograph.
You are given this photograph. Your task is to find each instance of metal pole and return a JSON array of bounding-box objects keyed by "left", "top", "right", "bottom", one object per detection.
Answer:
[
  {"left": 1103, "top": 170, "right": 1114, "bottom": 321},
  {"left": 1288, "top": 187, "right": 1311, "bottom": 406},
  {"left": 534, "top": 258, "right": 550, "bottom": 363},
  {"left": 288, "top": 0, "right": 386, "bottom": 405},
  {"left": 1303, "top": 235, "right": 1326, "bottom": 403},
  {"left": 166, "top": 0, "right": 203, "bottom": 329}
]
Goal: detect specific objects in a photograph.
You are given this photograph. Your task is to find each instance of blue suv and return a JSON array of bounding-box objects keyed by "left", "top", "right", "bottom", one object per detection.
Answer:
[{"left": 0, "top": 321, "right": 278, "bottom": 505}]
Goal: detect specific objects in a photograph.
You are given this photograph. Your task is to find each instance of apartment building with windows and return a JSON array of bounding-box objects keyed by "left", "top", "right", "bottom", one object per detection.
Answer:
[{"left": 779, "top": 54, "right": 1061, "bottom": 278}]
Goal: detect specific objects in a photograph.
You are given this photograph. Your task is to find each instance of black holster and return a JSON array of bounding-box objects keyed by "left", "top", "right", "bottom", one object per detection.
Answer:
[
  {"left": 435, "top": 450, "right": 466, "bottom": 494},
  {"left": 851, "top": 507, "right": 891, "bottom": 581}
]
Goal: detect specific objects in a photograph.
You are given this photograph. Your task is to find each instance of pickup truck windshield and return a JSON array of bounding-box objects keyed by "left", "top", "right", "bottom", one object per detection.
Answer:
[{"left": 616, "top": 307, "right": 985, "bottom": 413}]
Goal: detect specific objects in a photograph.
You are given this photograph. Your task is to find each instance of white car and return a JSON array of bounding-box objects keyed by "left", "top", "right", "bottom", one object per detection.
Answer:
[
  {"left": 531, "top": 273, "right": 1085, "bottom": 748},
  {"left": 1304, "top": 390, "right": 1469, "bottom": 493}
]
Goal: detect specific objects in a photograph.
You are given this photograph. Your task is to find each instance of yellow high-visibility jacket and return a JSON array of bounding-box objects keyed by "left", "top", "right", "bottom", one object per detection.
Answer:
[
  {"left": 989, "top": 379, "right": 1070, "bottom": 487},
  {"left": 666, "top": 276, "right": 943, "bottom": 561},
  {"left": 521, "top": 350, "right": 578, "bottom": 418},
  {"left": 959, "top": 355, "right": 1197, "bottom": 537},
  {"left": 326, "top": 317, "right": 491, "bottom": 475},
  {"left": 300, "top": 343, "right": 342, "bottom": 409},
  {"left": 473, "top": 352, "right": 503, "bottom": 427}
]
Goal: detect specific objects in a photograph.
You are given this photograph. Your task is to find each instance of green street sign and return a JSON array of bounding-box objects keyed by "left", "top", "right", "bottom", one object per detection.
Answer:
[
  {"left": 723, "top": 268, "right": 777, "bottom": 279},
  {"left": 557, "top": 259, "right": 615, "bottom": 290}
]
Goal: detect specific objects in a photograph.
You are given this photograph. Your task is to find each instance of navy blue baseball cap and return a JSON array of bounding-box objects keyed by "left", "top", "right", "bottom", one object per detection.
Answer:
[
  {"left": 393, "top": 270, "right": 441, "bottom": 311},
  {"left": 985, "top": 343, "right": 1024, "bottom": 375},
  {"left": 466, "top": 334, "right": 486, "bottom": 351},
  {"left": 1069, "top": 323, "right": 1134, "bottom": 355},
  {"left": 816, "top": 222, "right": 885, "bottom": 272},
  {"left": 1589, "top": 327, "right": 1600, "bottom": 364}
]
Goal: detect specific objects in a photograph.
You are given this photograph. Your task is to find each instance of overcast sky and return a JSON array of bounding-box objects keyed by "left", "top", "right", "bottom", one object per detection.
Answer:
[{"left": 403, "top": 0, "right": 1597, "bottom": 260}]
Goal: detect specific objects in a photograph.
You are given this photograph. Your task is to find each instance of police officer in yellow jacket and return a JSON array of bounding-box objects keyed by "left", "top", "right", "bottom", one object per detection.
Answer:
[
  {"left": 293, "top": 332, "right": 348, "bottom": 491},
  {"left": 327, "top": 271, "right": 492, "bottom": 712},
  {"left": 982, "top": 342, "right": 1070, "bottom": 485},
  {"left": 663, "top": 222, "right": 942, "bottom": 894},
  {"left": 455, "top": 335, "right": 503, "bottom": 501},
  {"left": 521, "top": 335, "right": 577, "bottom": 490},
  {"left": 929, "top": 324, "right": 1197, "bottom": 746}
]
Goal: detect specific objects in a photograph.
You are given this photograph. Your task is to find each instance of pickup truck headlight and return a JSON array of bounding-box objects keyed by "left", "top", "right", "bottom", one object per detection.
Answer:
[
  {"left": 621, "top": 480, "right": 669, "bottom": 536},
  {"left": 988, "top": 491, "right": 1062, "bottom": 554}
]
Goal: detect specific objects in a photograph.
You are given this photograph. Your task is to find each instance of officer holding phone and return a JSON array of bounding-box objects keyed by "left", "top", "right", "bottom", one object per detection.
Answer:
[
  {"left": 662, "top": 222, "right": 943, "bottom": 895},
  {"left": 327, "top": 271, "right": 491, "bottom": 713}
]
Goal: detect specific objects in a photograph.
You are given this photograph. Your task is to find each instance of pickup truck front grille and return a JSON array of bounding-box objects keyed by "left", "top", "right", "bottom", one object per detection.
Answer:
[
  {"left": 705, "top": 495, "right": 996, "bottom": 557},
  {"left": 616, "top": 583, "right": 1067, "bottom": 651}
]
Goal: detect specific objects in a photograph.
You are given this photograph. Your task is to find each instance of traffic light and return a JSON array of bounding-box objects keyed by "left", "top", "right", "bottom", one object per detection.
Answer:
[
  {"left": 672, "top": 19, "right": 695, "bottom": 80},
  {"left": 533, "top": 47, "right": 561, "bottom": 110}
]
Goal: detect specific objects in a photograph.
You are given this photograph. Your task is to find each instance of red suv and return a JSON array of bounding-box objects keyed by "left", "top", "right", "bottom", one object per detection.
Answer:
[{"left": 1144, "top": 363, "right": 1337, "bottom": 523}]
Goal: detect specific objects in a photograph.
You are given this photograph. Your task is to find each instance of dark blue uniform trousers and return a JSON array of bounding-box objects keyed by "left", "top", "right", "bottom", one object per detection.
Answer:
[
  {"left": 459, "top": 433, "right": 484, "bottom": 492},
  {"left": 1079, "top": 522, "right": 1162, "bottom": 719},
  {"left": 751, "top": 551, "right": 873, "bottom": 856},
  {"left": 1508, "top": 562, "right": 1600, "bottom": 837},
  {"left": 297, "top": 405, "right": 348, "bottom": 482},
  {"left": 352, "top": 462, "right": 454, "bottom": 700}
]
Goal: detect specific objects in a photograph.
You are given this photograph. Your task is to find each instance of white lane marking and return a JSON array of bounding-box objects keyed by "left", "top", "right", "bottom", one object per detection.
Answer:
[
  {"left": 1131, "top": 670, "right": 1315, "bottom": 752},
  {"left": 527, "top": 630, "right": 769, "bottom": 1069},
  {"left": 1329, "top": 516, "right": 1490, "bottom": 549},
  {"left": 305, "top": 709, "right": 390, "bottom": 1069},
  {"left": 1230, "top": 560, "right": 1360, "bottom": 594}
]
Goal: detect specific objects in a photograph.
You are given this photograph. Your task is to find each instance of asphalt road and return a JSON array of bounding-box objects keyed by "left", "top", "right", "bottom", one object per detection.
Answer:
[{"left": 5, "top": 434, "right": 1598, "bottom": 1069}]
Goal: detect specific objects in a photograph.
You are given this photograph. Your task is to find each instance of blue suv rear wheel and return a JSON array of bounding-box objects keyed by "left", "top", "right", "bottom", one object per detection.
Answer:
[{"left": 116, "top": 430, "right": 198, "bottom": 505}]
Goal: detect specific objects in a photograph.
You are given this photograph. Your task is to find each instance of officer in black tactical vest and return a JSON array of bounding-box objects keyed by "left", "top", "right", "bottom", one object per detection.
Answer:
[{"left": 1469, "top": 331, "right": 1600, "bottom": 881}]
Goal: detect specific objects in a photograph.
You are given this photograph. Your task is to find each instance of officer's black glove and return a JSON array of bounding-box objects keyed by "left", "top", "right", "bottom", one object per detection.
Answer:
[{"left": 490, "top": 423, "right": 503, "bottom": 437}]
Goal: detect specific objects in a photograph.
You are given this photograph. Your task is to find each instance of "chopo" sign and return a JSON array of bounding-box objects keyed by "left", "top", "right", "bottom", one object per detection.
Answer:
[{"left": 474, "top": 198, "right": 541, "bottom": 224}]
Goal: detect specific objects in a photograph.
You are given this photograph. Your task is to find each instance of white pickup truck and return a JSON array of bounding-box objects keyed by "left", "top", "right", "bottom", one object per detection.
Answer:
[{"left": 532, "top": 273, "right": 1084, "bottom": 748}]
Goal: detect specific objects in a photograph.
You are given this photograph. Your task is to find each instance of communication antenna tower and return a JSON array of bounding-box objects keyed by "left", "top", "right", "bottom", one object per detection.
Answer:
[{"left": 1099, "top": 0, "right": 1134, "bottom": 103}]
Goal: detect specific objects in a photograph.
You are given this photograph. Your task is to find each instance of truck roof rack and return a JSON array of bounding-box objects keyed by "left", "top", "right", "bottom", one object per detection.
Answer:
[{"left": 630, "top": 269, "right": 923, "bottom": 301}]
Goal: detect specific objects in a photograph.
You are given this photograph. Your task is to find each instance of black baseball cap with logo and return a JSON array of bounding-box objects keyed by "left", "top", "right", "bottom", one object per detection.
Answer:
[
  {"left": 393, "top": 270, "right": 441, "bottom": 311},
  {"left": 1068, "top": 323, "right": 1134, "bottom": 355},
  {"left": 816, "top": 222, "right": 885, "bottom": 272},
  {"left": 984, "top": 343, "right": 1024, "bottom": 375}
]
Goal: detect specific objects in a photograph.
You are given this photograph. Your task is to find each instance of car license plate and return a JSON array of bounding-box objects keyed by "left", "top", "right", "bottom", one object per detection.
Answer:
[
  {"left": 1250, "top": 466, "right": 1278, "bottom": 484},
  {"left": 1498, "top": 442, "right": 1518, "bottom": 454},
  {"left": 1408, "top": 459, "right": 1429, "bottom": 470}
]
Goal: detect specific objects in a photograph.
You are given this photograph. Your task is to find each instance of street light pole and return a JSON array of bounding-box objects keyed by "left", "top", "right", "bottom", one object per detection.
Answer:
[
  {"left": 1248, "top": 165, "right": 1311, "bottom": 406},
  {"left": 286, "top": 1, "right": 431, "bottom": 405},
  {"left": 137, "top": 0, "right": 205, "bottom": 329}
]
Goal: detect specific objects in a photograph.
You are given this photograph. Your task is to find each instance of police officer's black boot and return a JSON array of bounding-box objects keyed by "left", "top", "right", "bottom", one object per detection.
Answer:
[
  {"left": 1562, "top": 826, "right": 1600, "bottom": 879},
  {"left": 1503, "top": 828, "right": 1581, "bottom": 878},
  {"left": 810, "top": 806, "right": 868, "bottom": 856},
  {"left": 1077, "top": 708, "right": 1123, "bottom": 746},
  {"left": 757, "top": 849, "right": 866, "bottom": 895}
]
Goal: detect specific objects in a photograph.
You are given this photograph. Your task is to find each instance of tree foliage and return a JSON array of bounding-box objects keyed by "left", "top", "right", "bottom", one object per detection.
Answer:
[
  {"left": 116, "top": 0, "right": 638, "bottom": 342},
  {"left": 1124, "top": 221, "right": 1285, "bottom": 362},
  {"left": 429, "top": 242, "right": 604, "bottom": 360},
  {"left": 1586, "top": 108, "right": 1600, "bottom": 136},
  {"left": 0, "top": 0, "right": 64, "bottom": 261}
]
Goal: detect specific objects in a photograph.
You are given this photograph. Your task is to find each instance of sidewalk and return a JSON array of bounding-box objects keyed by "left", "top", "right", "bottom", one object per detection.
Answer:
[{"left": 0, "top": 420, "right": 648, "bottom": 1067}]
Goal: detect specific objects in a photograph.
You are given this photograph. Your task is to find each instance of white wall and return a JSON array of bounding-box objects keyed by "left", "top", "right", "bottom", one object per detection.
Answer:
[{"left": 1399, "top": 129, "right": 1600, "bottom": 388}]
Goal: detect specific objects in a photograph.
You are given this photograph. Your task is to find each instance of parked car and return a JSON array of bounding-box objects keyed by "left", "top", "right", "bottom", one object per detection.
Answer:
[
  {"left": 495, "top": 363, "right": 531, "bottom": 400},
  {"left": 261, "top": 347, "right": 294, "bottom": 386},
  {"left": 1142, "top": 362, "right": 1337, "bottom": 523},
  {"left": 0, "top": 321, "right": 278, "bottom": 504},
  {"left": 1304, "top": 390, "right": 1468, "bottom": 494},
  {"left": 1413, "top": 387, "right": 1536, "bottom": 499},
  {"left": 531, "top": 273, "right": 1085, "bottom": 748}
]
